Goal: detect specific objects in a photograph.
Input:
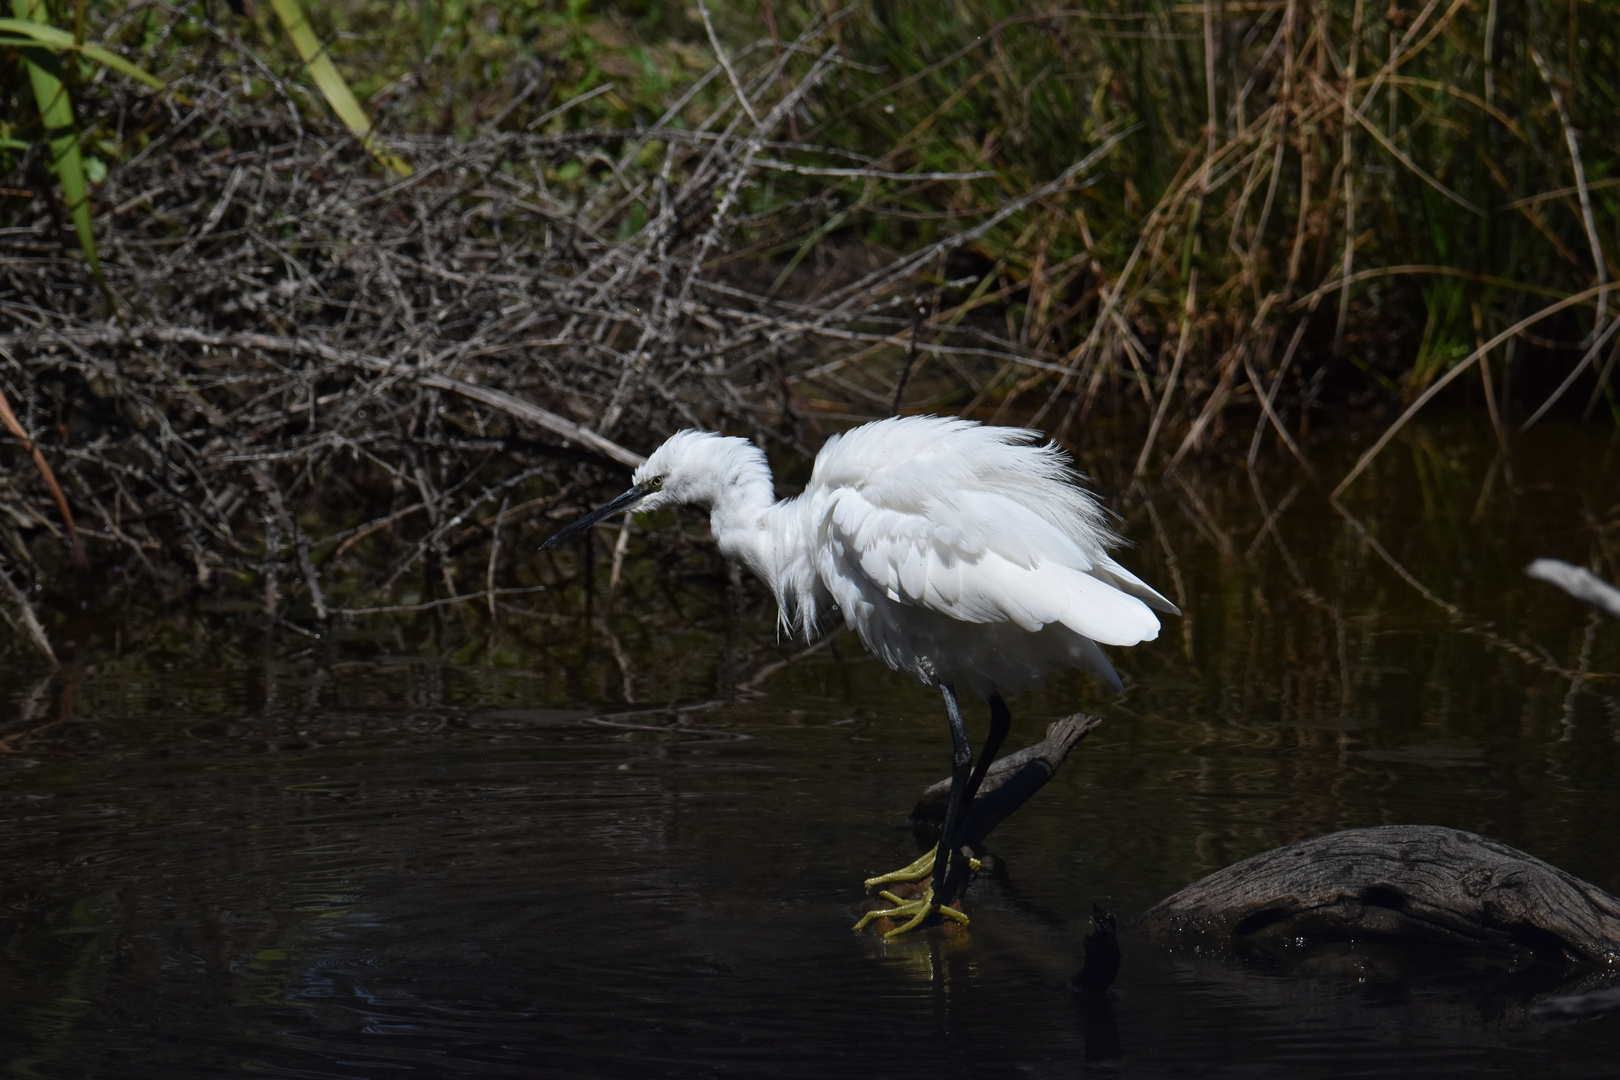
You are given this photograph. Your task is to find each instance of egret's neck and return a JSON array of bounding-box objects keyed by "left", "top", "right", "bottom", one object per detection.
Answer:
[
  {"left": 704, "top": 452, "right": 779, "bottom": 575},
  {"left": 682, "top": 442, "right": 818, "bottom": 637}
]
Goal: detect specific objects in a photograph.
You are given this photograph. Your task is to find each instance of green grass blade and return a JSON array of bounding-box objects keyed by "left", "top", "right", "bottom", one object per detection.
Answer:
[
  {"left": 11, "top": 0, "right": 99, "bottom": 279},
  {"left": 268, "top": 0, "right": 412, "bottom": 177},
  {"left": 76, "top": 41, "right": 161, "bottom": 88},
  {"left": 0, "top": 15, "right": 73, "bottom": 45},
  {"left": 0, "top": 19, "right": 160, "bottom": 87}
]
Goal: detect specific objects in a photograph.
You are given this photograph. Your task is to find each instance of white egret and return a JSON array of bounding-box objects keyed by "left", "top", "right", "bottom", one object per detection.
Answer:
[{"left": 540, "top": 415, "right": 1176, "bottom": 936}]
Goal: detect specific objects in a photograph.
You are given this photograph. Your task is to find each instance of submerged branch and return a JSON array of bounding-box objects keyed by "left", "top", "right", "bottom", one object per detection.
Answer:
[{"left": 1526, "top": 559, "right": 1620, "bottom": 621}]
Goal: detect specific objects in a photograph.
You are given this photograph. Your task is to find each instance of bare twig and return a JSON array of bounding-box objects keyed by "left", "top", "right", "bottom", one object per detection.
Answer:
[{"left": 0, "top": 562, "right": 56, "bottom": 664}]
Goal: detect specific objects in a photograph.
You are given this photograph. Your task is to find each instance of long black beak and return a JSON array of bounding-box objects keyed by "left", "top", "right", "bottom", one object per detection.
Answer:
[{"left": 538, "top": 484, "right": 649, "bottom": 551}]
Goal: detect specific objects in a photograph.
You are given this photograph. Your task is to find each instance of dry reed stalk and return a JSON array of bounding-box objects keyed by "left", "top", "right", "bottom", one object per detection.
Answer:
[
  {"left": 1519, "top": 318, "right": 1620, "bottom": 432},
  {"left": 0, "top": 384, "right": 82, "bottom": 569},
  {"left": 1530, "top": 46, "right": 1609, "bottom": 341},
  {"left": 1471, "top": 302, "right": 1509, "bottom": 453},
  {"left": 1248, "top": 318, "right": 1309, "bottom": 468},
  {"left": 1332, "top": 0, "right": 1364, "bottom": 357},
  {"left": 1133, "top": 269, "right": 1198, "bottom": 482},
  {"left": 1336, "top": 282, "right": 1620, "bottom": 497}
]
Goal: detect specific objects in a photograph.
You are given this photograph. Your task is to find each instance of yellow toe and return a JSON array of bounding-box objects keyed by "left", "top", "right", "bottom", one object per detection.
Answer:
[
  {"left": 863, "top": 846, "right": 981, "bottom": 891},
  {"left": 863, "top": 848, "right": 938, "bottom": 890},
  {"left": 851, "top": 885, "right": 971, "bottom": 937}
]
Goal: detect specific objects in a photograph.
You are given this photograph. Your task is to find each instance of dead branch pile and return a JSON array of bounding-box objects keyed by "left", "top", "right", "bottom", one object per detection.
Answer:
[{"left": 0, "top": 27, "right": 1128, "bottom": 657}]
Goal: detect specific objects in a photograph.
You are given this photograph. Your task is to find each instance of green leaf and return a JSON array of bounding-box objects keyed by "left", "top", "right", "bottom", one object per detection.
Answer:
[
  {"left": 11, "top": 0, "right": 99, "bottom": 279},
  {"left": 0, "top": 18, "right": 163, "bottom": 87},
  {"left": 268, "top": 0, "right": 413, "bottom": 177}
]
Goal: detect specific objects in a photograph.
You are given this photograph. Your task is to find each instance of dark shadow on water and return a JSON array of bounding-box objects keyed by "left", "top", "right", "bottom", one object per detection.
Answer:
[{"left": 1076, "top": 993, "right": 1121, "bottom": 1065}]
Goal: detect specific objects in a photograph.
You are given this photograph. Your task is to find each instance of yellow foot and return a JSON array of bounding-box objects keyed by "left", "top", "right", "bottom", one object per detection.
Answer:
[
  {"left": 862, "top": 845, "right": 981, "bottom": 892},
  {"left": 852, "top": 886, "right": 971, "bottom": 937}
]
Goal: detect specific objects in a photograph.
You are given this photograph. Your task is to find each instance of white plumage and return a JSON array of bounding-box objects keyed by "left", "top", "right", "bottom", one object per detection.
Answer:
[
  {"left": 624, "top": 415, "right": 1176, "bottom": 697},
  {"left": 542, "top": 414, "right": 1176, "bottom": 935}
]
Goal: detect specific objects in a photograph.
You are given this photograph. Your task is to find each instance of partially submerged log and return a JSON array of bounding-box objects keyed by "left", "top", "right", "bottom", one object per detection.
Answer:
[
  {"left": 910, "top": 713, "right": 1100, "bottom": 856},
  {"left": 857, "top": 714, "right": 1098, "bottom": 930},
  {"left": 1141, "top": 825, "right": 1620, "bottom": 969}
]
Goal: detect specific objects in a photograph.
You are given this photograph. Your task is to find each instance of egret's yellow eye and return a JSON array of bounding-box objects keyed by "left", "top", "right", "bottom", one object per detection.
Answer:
[{"left": 647, "top": 475, "right": 665, "bottom": 490}]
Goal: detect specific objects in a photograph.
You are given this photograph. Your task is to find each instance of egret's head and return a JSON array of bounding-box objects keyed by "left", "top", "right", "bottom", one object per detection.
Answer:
[
  {"left": 539, "top": 430, "right": 765, "bottom": 550},
  {"left": 630, "top": 429, "right": 760, "bottom": 512}
]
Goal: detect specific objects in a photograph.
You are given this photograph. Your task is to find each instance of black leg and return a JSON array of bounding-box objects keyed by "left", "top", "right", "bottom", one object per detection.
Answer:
[
  {"left": 929, "top": 684, "right": 975, "bottom": 907},
  {"left": 939, "top": 691, "right": 1012, "bottom": 904},
  {"left": 963, "top": 691, "right": 1012, "bottom": 806}
]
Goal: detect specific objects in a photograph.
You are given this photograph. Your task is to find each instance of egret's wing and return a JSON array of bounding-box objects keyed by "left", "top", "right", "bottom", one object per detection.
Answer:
[
  {"left": 1094, "top": 555, "right": 1181, "bottom": 615},
  {"left": 810, "top": 414, "right": 1116, "bottom": 555},
  {"left": 817, "top": 487, "right": 1162, "bottom": 647}
]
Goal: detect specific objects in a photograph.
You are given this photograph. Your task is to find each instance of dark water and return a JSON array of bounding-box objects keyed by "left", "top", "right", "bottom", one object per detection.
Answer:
[{"left": 3, "top": 413, "right": 1619, "bottom": 1078}]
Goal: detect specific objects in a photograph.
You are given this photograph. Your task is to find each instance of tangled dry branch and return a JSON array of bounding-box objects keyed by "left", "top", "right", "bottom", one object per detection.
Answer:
[{"left": 0, "top": 24, "right": 1133, "bottom": 656}]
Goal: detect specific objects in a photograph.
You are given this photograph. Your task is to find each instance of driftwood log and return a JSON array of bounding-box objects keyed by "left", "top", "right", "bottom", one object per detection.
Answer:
[
  {"left": 909, "top": 713, "right": 1100, "bottom": 855},
  {"left": 1140, "top": 825, "right": 1620, "bottom": 969}
]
